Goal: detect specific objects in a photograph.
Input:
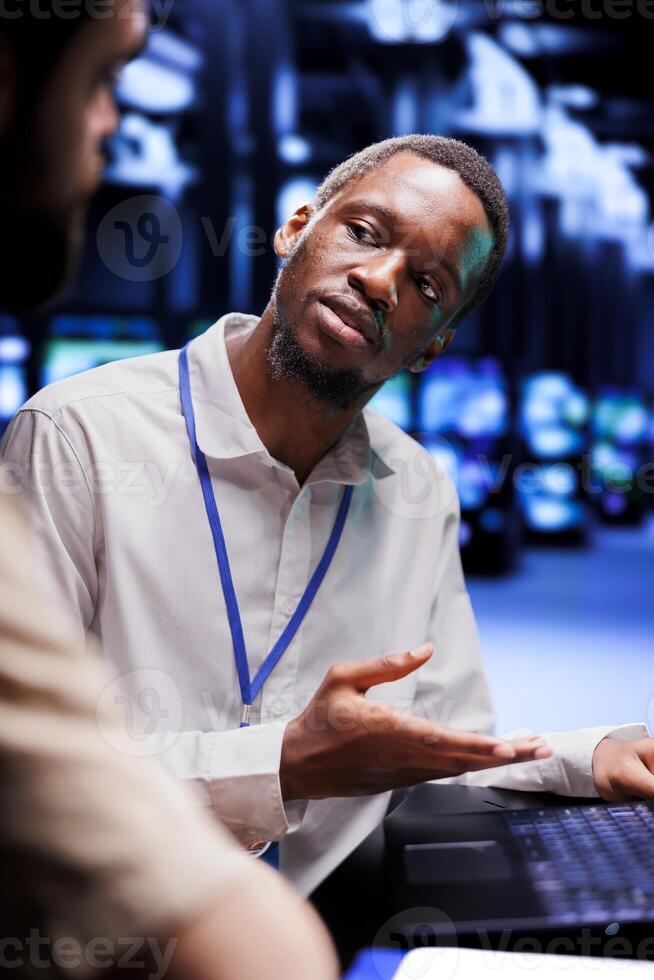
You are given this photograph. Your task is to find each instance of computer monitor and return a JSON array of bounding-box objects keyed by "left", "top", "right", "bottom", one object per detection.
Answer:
[
  {"left": 591, "top": 390, "right": 649, "bottom": 523},
  {"left": 520, "top": 372, "right": 589, "bottom": 461},
  {"left": 368, "top": 373, "right": 413, "bottom": 432},
  {"left": 0, "top": 332, "right": 30, "bottom": 435},
  {"left": 593, "top": 391, "right": 648, "bottom": 447},
  {"left": 519, "top": 373, "right": 589, "bottom": 538},
  {"left": 417, "top": 357, "right": 508, "bottom": 440},
  {"left": 41, "top": 316, "right": 163, "bottom": 387}
]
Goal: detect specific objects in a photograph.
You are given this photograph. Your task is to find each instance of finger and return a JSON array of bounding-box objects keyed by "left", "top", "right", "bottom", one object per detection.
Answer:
[
  {"left": 442, "top": 746, "right": 553, "bottom": 774},
  {"left": 509, "top": 737, "right": 553, "bottom": 761},
  {"left": 400, "top": 717, "right": 522, "bottom": 759},
  {"left": 611, "top": 757, "right": 654, "bottom": 801},
  {"left": 419, "top": 725, "right": 552, "bottom": 762},
  {"left": 334, "top": 644, "right": 433, "bottom": 693},
  {"left": 636, "top": 738, "right": 654, "bottom": 769}
]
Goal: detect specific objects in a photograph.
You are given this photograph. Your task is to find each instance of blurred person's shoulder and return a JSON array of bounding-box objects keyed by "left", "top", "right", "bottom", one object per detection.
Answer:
[
  {"left": 0, "top": 490, "right": 28, "bottom": 545},
  {"left": 0, "top": 491, "right": 42, "bottom": 600}
]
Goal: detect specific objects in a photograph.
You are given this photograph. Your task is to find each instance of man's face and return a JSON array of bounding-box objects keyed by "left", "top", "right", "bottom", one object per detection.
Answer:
[
  {"left": 270, "top": 151, "right": 495, "bottom": 408},
  {"left": 0, "top": 0, "right": 148, "bottom": 311}
]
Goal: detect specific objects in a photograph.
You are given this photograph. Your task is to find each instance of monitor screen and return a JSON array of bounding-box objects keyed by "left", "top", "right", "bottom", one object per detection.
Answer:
[
  {"left": 417, "top": 357, "right": 508, "bottom": 440},
  {"left": 520, "top": 372, "right": 589, "bottom": 460},
  {"left": 593, "top": 392, "right": 648, "bottom": 447},
  {"left": 42, "top": 340, "right": 163, "bottom": 388},
  {"left": 368, "top": 373, "right": 413, "bottom": 432},
  {"left": 0, "top": 332, "right": 30, "bottom": 434}
]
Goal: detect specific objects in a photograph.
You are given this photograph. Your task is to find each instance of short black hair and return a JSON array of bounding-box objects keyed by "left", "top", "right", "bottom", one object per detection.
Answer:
[{"left": 313, "top": 134, "right": 509, "bottom": 326}]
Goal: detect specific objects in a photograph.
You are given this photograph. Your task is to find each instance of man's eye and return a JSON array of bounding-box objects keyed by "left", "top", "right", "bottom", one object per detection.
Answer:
[
  {"left": 416, "top": 276, "right": 442, "bottom": 305},
  {"left": 347, "top": 222, "right": 378, "bottom": 247}
]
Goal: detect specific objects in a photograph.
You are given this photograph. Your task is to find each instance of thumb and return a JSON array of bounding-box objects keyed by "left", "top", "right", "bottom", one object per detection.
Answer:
[{"left": 341, "top": 644, "right": 433, "bottom": 693}]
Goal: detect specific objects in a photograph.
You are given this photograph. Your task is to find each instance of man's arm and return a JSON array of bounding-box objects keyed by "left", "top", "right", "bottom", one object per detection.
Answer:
[{"left": 1, "top": 407, "right": 543, "bottom": 839}]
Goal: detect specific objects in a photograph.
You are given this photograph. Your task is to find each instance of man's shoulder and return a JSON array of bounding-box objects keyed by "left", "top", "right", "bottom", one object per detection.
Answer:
[
  {"left": 19, "top": 348, "right": 180, "bottom": 421},
  {"left": 363, "top": 406, "right": 458, "bottom": 506},
  {"left": 363, "top": 406, "right": 420, "bottom": 457}
]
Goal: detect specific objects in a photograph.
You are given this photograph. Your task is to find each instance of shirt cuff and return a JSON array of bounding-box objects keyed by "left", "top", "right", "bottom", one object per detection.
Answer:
[
  {"left": 208, "top": 720, "right": 303, "bottom": 845},
  {"left": 284, "top": 797, "right": 309, "bottom": 833},
  {"left": 537, "top": 722, "right": 651, "bottom": 798}
]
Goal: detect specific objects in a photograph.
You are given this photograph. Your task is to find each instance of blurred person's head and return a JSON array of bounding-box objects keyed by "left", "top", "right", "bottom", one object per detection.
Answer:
[
  {"left": 0, "top": 0, "right": 148, "bottom": 312},
  {"left": 269, "top": 134, "right": 508, "bottom": 409}
]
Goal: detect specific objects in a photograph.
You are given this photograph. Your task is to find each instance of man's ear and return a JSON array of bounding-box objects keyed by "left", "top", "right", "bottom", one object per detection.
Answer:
[
  {"left": 0, "top": 36, "right": 16, "bottom": 137},
  {"left": 273, "top": 203, "right": 314, "bottom": 259},
  {"left": 409, "top": 326, "right": 457, "bottom": 373}
]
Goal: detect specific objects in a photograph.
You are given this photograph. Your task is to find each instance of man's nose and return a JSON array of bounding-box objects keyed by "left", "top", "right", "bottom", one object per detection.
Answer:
[{"left": 348, "top": 252, "right": 402, "bottom": 314}]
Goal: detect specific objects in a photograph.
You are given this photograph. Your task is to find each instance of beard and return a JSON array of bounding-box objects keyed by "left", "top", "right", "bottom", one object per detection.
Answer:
[
  {"left": 0, "top": 203, "right": 81, "bottom": 314},
  {"left": 267, "top": 245, "right": 376, "bottom": 411}
]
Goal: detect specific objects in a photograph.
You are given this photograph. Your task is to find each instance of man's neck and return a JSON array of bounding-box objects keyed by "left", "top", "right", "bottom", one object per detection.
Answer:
[{"left": 226, "top": 308, "right": 367, "bottom": 485}]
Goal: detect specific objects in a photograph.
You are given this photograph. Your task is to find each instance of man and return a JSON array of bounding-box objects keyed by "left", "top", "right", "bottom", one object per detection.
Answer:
[
  {"left": 3, "top": 133, "right": 652, "bottom": 900},
  {"left": 0, "top": 5, "right": 337, "bottom": 978}
]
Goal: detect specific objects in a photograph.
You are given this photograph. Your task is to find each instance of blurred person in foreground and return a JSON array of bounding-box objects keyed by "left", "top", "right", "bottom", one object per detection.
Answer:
[
  {"left": 0, "top": 6, "right": 337, "bottom": 979},
  {"left": 5, "top": 121, "right": 653, "bottom": 901}
]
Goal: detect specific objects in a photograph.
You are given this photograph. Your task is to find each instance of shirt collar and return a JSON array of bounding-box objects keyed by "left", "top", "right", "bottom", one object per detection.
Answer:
[{"left": 185, "top": 313, "right": 394, "bottom": 486}]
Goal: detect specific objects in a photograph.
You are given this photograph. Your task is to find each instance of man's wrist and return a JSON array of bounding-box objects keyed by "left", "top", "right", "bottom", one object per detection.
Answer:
[{"left": 280, "top": 718, "right": 302, "bottom": 802}]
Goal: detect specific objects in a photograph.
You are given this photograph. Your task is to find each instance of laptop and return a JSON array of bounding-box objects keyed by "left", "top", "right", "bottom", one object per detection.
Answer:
[{"left": 384, "top": 785, "right": 654, "bottom": 955}]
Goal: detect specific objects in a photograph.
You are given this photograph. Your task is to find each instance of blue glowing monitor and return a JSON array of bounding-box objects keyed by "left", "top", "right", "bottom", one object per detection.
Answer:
[
  {"left": 417, "top": 357, "right": 508, "bottom": 439},
  {"left": 42, "top": 339, "right": 163, "bottom": 387},
  {"left": 41, "top": 316, "right": 162, "bottom": 387},
  {"left": 522, "top": 493, "right": 585, "bottom": 533},
  {"left": 520, "top": 372, "right": 588, "bottom": 460},
  {"left": 0, "top": 333, "right": 31, "bottom": 427},
  {"left": 593, "top": 392, "right": 648, "bottom": 446},
  {"left": 368, "top": 373, "right": 413, "bottom": 431}
]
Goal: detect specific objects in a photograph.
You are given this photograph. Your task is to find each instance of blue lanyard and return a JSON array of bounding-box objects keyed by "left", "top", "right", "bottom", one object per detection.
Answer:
[{"left": 178, "top": 343, "right": 354, "bottom": 726}]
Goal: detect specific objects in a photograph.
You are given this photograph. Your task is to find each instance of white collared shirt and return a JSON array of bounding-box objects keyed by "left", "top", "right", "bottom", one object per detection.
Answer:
[{"left": 1, "top": 314, "right": 647, "bottom": 896}]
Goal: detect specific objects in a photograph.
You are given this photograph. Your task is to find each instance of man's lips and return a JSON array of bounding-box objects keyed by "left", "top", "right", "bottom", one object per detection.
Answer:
[
  {"left": 321, "top": 296, "right": 379, "bottom": 345},
  {"left": 317, "top": 303, "right": 368, "bottom": 350}
]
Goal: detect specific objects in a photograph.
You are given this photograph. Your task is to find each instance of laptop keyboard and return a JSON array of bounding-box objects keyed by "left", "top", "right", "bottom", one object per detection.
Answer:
[{"left": 505, "top": 803, "right": 654, "bottom": 923}]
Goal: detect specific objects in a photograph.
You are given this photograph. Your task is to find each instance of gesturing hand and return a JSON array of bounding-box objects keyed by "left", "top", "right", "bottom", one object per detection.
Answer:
[{"left": 280, "top": 644, "right": 552, "bottom": 802}]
